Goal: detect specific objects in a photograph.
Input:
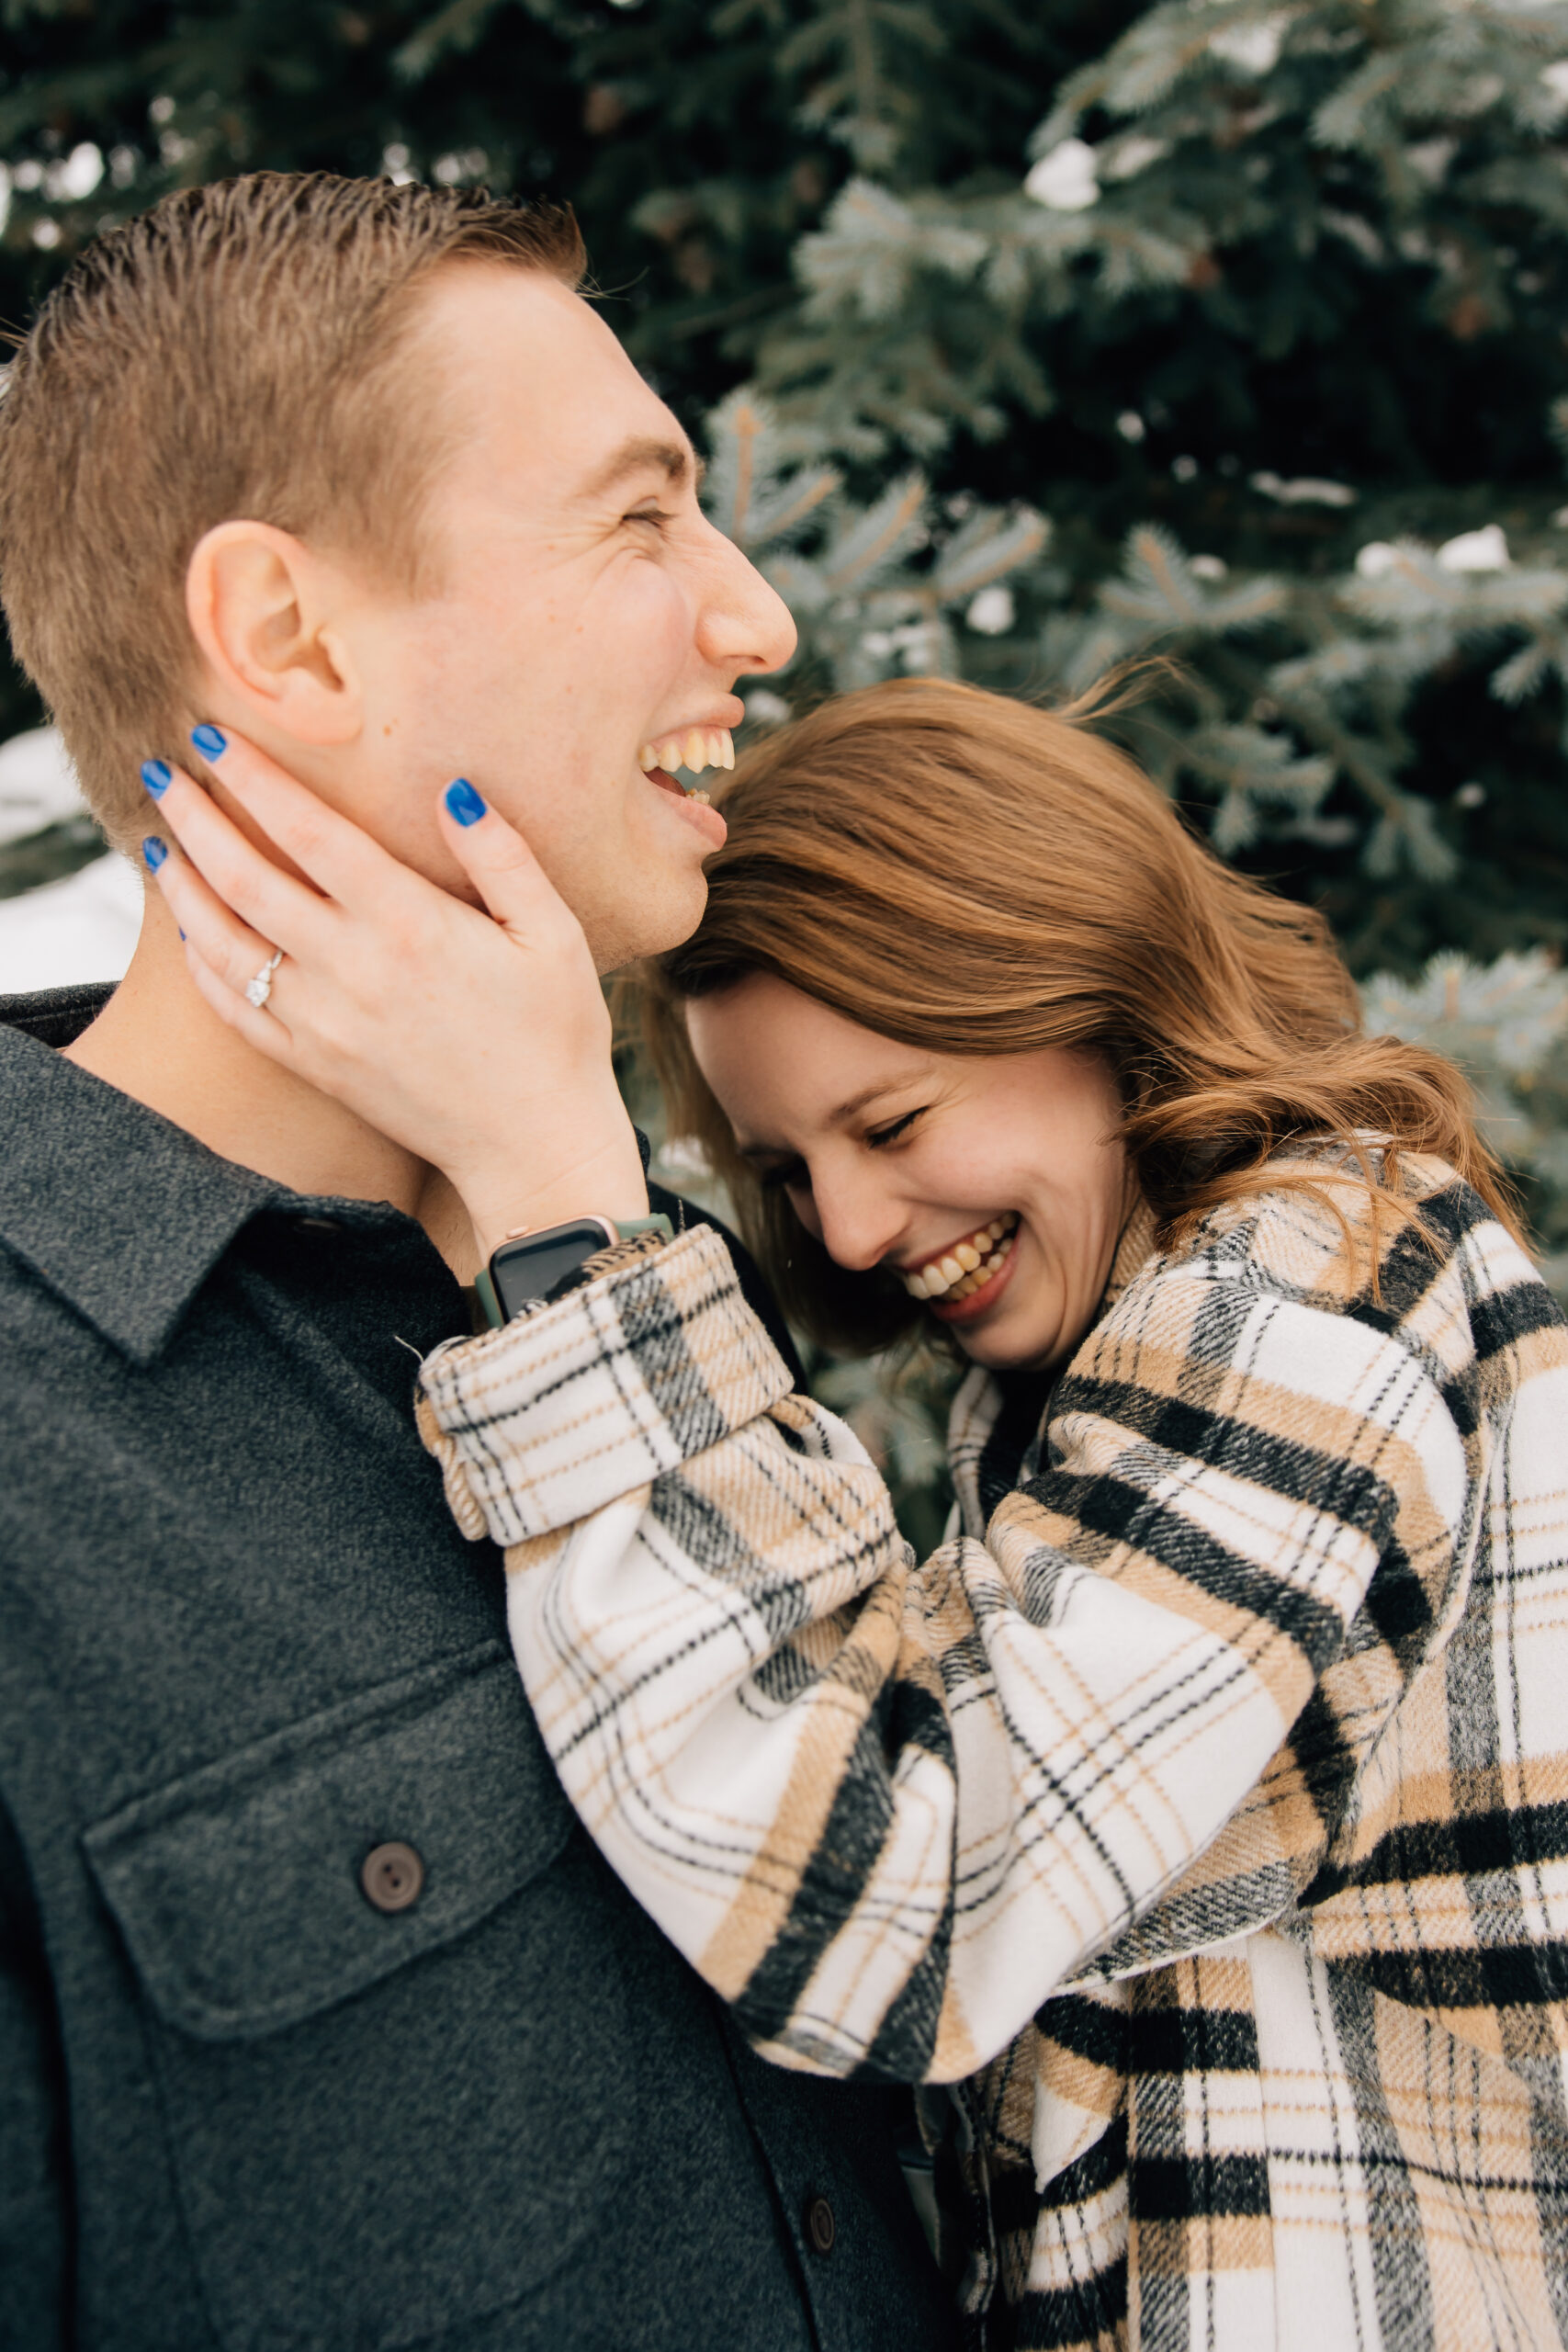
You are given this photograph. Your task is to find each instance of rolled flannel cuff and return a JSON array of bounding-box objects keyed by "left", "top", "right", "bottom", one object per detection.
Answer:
[{"left": 417, "top": 1222, "right": 795, "bottom": 1546}]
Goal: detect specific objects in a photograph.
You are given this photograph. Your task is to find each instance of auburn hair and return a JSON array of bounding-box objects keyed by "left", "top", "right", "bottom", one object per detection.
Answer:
[
  {"left": 645, "top": 675, "right": 1519, "bottom": 1352},
  {"left": 0, "top": 172, "right": 584, "bottom": 849}
]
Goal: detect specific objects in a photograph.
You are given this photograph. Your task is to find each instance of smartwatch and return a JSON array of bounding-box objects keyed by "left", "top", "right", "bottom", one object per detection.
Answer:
[{"left": 474, "top": 1213, "right": 674, "bottom": 1329}]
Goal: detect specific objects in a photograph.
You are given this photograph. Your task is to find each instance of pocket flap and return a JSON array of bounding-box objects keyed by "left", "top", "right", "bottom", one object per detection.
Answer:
[{"left": 85, "top": 1645, "right": 572, "bottom": 2040}]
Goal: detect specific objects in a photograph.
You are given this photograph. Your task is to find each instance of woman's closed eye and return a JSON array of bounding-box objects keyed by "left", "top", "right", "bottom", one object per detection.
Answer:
[{"left": 866, "top": 1108, "right": 924, "bottom": 1149}]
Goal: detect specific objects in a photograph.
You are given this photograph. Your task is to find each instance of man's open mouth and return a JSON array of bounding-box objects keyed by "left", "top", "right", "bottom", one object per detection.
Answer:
[{"left": 638, "top": 728, "right": 735, "bottom": 806}]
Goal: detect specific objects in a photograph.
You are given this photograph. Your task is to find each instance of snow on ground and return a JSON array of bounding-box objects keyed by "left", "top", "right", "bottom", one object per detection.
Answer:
[
  {"left": 0, "top": 725, "right": 85, "bottom": 845},
  {"left": 0, "top": 852, "right": 141, "bottom": 994},
  {"left": 0, "top": 727, "right": 143, "bottom": 994}
]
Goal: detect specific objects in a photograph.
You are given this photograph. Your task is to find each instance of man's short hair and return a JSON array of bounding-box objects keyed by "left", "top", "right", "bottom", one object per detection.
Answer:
[{"left": 0, "top": 172, "right": 584, "bottom": 848}]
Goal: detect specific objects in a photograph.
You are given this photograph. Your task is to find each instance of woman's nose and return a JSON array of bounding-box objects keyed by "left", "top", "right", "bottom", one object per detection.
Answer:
[{"left": 812, "top": 1178, "right": 906, "bottom": 1275}]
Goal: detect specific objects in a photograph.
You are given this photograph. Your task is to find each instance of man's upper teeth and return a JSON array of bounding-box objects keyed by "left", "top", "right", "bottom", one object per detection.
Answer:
[
  {"left": 904, "top": 1214, "right": 1019, "bottom": 1300},
  {"left": 638, "top": 727, "right": 736, "bottom": 778}
]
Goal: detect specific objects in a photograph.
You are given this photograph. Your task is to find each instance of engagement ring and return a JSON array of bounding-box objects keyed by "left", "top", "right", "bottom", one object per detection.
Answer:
[{"left": 244, "top": 948, "right": 284, "bottom": 1010}]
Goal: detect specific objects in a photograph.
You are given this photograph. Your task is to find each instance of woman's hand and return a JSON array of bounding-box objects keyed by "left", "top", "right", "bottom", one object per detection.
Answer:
[{"left": 141, "top": 728, "right": 648, "bottom": 1258}]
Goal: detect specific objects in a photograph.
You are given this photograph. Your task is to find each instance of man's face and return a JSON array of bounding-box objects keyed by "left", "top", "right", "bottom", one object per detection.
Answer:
[{"left": 327, "top": 266, "right": 795, "bottom": 969}]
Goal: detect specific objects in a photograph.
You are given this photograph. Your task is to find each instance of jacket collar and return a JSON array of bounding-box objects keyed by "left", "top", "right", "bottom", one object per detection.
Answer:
[
  {"left": 0, "top": 986, "right": 654, "bottom": 1367},
  {"left": 1100, "top": 1194, "right": 1160, "bottom": 1318},
  {"left": 0, "top": 988, "right": 290, "bottom": 1363}
]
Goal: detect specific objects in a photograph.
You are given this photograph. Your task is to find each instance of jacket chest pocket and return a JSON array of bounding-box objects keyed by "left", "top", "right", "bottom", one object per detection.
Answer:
[{"left": 85, "top": 1646, "right": 635, "bottom": 2351}]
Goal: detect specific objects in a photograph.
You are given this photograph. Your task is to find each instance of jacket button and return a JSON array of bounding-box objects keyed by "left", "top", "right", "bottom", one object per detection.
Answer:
[
  {"left": 804, "top": 2194, "right": 836, "bottom": 2256},
  {"left": 360, "top": 1841, "right": 424, "bottom": 1913}
]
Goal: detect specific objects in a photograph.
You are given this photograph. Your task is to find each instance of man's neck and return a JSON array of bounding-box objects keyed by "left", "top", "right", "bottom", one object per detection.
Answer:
[{"left": 62, "top": 889, "right": 479, "bottom": 1280}]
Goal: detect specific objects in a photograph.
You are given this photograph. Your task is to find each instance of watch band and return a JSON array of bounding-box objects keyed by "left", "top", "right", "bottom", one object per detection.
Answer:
[{"left": 475, "top": 1211, "right": 675, "bottom": 1329}]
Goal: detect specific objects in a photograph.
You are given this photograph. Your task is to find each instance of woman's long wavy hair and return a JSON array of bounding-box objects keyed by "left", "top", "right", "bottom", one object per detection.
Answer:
[{"left": 644, "top": 674, "right": 1520, "bottom": 1353}]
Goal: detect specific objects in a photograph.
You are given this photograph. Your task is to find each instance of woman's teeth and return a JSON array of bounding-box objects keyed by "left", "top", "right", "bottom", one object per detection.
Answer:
[
  {"left": 638, "top": 727, "right": 736, "bottom": 805},
  {"left": 903, "top": 1214, "right": 1019, "bottom": 1303}
]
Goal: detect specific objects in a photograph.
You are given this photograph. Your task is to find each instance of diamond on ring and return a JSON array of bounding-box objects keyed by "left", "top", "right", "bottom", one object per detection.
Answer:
[{"left": 244, "top": 948, "right": 283, "bottom": 1010}]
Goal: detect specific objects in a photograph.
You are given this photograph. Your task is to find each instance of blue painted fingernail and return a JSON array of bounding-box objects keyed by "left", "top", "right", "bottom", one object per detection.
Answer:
[
  {"left": 191, "top": 723, "right": 227, "bottom": 760},
  {"left": 444, "top": 777, "right": 486, "bottom": 827},
  {"left": 141, "top": 758, "right": 172, "bottom": 799},
  {"left": 141, "top": 836, "right": 168, "bottom": 872}
]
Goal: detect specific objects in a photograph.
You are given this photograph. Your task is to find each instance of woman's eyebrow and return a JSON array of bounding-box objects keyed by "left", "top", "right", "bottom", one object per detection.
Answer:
[
  {"left": 733, "top": 1072, "right": 939, "bottom": 1159},
  {"left": 827, "top": 1073, "right": 937, "bottom": 1125}
]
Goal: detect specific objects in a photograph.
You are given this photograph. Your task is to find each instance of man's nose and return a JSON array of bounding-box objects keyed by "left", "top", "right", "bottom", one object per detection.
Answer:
[{"left": 694, "top": 519, "right": 798, "bottom": 677}]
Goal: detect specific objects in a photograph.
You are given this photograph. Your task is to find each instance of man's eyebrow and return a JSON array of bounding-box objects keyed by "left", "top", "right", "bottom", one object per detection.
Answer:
[{"left": 581, "top": 435, "right": 705, "bottom": 502}]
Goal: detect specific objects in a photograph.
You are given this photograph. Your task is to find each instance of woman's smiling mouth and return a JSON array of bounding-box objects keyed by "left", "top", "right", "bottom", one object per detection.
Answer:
[{"left": 901, "top": 1212, "right": 1020, "bottom": 1314}]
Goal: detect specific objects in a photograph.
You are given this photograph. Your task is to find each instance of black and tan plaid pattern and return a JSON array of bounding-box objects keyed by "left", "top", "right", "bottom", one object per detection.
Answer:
[{"left": 420, "top": 1159, "right": 1568, "bottom": 2349}]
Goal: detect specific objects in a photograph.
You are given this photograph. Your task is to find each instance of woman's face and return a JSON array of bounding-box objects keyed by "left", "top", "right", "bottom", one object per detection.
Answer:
[{"left": 685, "top": 973, "right": 1136, "bottom": 1374}]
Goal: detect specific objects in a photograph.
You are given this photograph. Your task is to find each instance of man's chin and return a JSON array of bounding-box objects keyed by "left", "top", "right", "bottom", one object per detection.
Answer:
[{"left": 584, "top": 864, "right": 709, "bottom": 978}]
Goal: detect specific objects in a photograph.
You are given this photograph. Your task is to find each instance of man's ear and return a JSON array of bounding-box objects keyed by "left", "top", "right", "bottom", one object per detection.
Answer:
[{"left": 185, "top": 521, "right": 364, "bottom": 746}]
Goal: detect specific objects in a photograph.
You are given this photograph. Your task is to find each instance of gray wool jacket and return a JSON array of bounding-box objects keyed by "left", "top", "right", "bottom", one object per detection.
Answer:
[{"left": 0, "top": 984, "right": 957, "bottom": 2352}]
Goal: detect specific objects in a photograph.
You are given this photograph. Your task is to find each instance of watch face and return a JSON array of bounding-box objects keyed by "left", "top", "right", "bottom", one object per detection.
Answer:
[{"left": 491, "top": 1218, "right": 615, "bottom": 1317}]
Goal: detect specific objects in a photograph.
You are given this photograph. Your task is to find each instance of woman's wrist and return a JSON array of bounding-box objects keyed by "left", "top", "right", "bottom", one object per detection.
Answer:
[{"left": 454, "top": 1115, "right": 650, "bottom": 1265}]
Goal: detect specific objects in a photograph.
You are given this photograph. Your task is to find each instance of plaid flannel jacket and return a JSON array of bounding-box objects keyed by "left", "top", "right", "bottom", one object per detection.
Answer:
[{"left": 418, "top": 1156, "right": 1568, "bottom": 2352}]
